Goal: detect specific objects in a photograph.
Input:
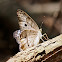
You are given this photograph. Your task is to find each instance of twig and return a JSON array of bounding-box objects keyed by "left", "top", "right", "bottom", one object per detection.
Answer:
[{"left": 7, "top": 34, "right": 62, "bottom": 62}]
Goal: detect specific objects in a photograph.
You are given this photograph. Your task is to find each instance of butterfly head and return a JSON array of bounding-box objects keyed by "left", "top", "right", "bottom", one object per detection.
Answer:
[{"left": 39, "top": 28, "right": 42, "bottom": 33}]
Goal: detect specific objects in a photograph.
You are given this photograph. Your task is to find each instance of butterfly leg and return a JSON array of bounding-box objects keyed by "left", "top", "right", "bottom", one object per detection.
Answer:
[
  {"left": 42, "top": 33, "right": 49, "bottom": 41},
  {"left": 40, "top": 33, "right": 49, "bottom": 42},
  {"left": 40, "top": 38, "right": 45, "bottom": 42}
]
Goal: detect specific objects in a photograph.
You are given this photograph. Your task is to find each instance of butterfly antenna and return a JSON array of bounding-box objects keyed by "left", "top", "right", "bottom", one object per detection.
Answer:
[{"left": 40, "top": 22, "right": 43, "bottom": 29}]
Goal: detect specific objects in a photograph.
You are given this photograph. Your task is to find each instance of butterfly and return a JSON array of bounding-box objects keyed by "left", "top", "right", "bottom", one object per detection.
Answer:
[{"left": 13, "top": 9, "right": 48, "bottom": 51}]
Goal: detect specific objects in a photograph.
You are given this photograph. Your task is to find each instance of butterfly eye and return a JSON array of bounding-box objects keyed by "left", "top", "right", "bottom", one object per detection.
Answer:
[{"left": 25, "top": 24, "right": 27, "bottom": 26}]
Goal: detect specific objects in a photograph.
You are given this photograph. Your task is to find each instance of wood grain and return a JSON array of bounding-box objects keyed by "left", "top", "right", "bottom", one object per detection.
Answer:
[{"left": 7, "top": 34, "right": 62, "bottom": 62}]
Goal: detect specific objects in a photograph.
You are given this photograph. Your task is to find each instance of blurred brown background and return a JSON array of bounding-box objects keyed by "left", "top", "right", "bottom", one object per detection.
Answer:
[{"left": 0, "top": 0, "right": 62, "bottom": 62}]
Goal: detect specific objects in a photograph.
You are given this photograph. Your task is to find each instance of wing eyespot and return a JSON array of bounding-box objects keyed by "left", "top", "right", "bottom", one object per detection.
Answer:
[
  {"left": 25, "top": 37, "right": 26, "bottom": 38},
  {"left": 25, "top": 24, "right": 27, "bottom": 26},
  {"left": 21, "top": 10, "right": 22, "bottom": 12}
]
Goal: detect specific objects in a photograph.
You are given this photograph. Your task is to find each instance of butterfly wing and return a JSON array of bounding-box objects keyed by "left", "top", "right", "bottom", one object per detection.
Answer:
[
  {"left": 13, "top": 30, "right": 29, "bottom": 51},
  {"left": 19, "top": 30, "right": 41, "bottom": 50},
  {"left": 13, "top": 9, "right": 43, "bottom": 51},
  {"left": 17, "top": 9, "right": 39, "bottom": 31},
  {"left": 13, "top": 30, "right": 21, "bottom": 44}
]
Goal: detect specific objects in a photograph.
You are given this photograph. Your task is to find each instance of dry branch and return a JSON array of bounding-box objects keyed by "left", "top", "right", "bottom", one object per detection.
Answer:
[{"left": 7, "top": 34, "right": 62, "bottom": 62}]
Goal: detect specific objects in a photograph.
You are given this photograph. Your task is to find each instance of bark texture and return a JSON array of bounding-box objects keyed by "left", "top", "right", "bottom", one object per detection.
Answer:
[{"left": 7, "top": 34, "right": 62, "bottom": 62}]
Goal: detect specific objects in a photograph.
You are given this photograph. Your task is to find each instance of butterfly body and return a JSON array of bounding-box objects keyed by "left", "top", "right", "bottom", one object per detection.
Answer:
[{"left": 13, "top": 9, "right": 43, "bottom": 51}]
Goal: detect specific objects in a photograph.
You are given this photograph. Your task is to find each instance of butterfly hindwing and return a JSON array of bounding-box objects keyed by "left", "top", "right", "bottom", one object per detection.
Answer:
[
  {"left": 19, "top": 30, "right": 41, "bottom": 50},
  {"left": 13, "top": 30, "right": 21, "bottom": 44}
]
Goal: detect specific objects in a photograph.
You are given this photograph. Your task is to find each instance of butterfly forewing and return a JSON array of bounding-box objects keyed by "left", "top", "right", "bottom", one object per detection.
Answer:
[{"left": 17, "top": 9, "right": 39, "bottom": 31}]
